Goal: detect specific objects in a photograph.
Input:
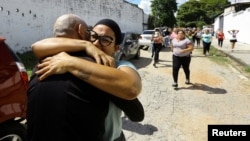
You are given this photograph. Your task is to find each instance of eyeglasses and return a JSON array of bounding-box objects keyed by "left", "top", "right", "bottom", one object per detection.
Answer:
[{"left": 89, "top": 30, "right": 114, "bottom": 47}]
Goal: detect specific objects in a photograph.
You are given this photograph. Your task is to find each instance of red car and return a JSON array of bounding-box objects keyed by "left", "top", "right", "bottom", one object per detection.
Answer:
[{"left": 0, "top": 36, "right": 28, "bottom": 140}]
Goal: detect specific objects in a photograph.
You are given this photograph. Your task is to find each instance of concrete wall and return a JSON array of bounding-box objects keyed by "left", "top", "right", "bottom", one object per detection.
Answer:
[
  {"left": 232, "top": 0, "right": 250, "bottom": 4},
  {"left": 0, "top": 0, "right": 145, "bottom": 53},
  {"left": 214, "top": 6, "right": 250, "bottom": 44}
]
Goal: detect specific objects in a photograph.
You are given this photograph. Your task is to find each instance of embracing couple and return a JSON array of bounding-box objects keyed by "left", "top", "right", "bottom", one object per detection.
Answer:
[{"left": 27, "top": 14, "right": 144, "bottom": 141}]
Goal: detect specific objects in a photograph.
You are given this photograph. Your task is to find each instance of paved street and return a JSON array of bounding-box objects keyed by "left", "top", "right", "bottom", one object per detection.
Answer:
[{"left": 122, "top": 44, "right": 250, "bottom": 141}]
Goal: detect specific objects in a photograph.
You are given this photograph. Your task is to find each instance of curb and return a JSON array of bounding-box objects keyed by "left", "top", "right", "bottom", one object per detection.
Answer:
[{"left": 215, "top": 47, "right": 249, "bottom": 67}]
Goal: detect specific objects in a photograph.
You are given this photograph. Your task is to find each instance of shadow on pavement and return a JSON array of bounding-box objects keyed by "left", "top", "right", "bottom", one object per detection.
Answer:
[
  {"left": 155, "top": 60, "right": 172, "bottom": 68},
  {"left": 122, "top": 116, "right": 158, "bottom": 135},
  {"left": 175, "top": 83, "right": 227, "bottom": 94},
  {"left": 159, "top": 47, "right": 171, "bottom": 52},
  {"left": 130, "top": 57, "right": 152, "bottom": 69}
]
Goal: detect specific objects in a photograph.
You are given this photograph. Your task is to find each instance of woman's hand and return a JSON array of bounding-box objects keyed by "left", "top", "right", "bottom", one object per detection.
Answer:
[
  {"left": 31, "top": 38, "right": 115, "bottom": 67},
  {"left": 84, "top": 42, "right": 115, "bottom": 67},
  {"left": 36, "top": 52, "right": 74, "bottom": 80}
]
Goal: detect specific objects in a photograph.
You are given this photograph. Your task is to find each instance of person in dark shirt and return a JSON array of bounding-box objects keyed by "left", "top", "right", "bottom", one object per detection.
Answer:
[{"left": 27, "top": 14, "right": 143, "bottom": 141}]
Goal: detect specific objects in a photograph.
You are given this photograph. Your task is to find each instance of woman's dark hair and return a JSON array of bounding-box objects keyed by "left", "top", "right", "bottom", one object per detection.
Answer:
[
  {"left": 94, "top": 19, "right": 122, "bottom": 45},
  {"left": 177, "top": 29, "right": 186, "bottom": 35}
]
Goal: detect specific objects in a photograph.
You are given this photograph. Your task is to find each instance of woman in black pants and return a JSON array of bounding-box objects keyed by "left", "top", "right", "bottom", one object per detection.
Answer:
[
  {"left": 151, "top": 30, "right": 163, "bottom": 66},
  {"left": 171, "top": 29, "right": 194, "bottom": 88},
  {"left": 201, "top": 29, "right": 213, "bottom": 56}
]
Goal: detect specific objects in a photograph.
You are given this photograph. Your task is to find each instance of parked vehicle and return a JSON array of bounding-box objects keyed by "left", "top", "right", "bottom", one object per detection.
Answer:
[
  {"left": 138, "top": 30, "right": 154, "bottom": 48},
  {"left": 0, "top": 36, "right": 28, "bottom": 141},
  {"left": 115, "top": 32, "right": 140, "bottom": 60}
]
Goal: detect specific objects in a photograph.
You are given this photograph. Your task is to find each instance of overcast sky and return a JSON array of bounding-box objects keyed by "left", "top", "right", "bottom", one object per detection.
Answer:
[{"left": 126, "top": 0, "right": 234, "bottom": 14}]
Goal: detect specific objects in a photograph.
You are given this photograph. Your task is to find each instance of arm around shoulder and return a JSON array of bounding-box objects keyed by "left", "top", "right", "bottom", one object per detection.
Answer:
[
  {"left": 31, "top": 37, "right": 91, "bottom": 60},
  {"left": 31, "top": 37, "right": 114, "bottom": 66},
  {"left": 68, "top": 58, "right": 142, "bottom": 100}
]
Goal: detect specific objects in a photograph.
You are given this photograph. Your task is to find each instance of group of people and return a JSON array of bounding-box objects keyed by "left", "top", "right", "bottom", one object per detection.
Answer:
[
  {"left": 185, "top": 27, "right": 213, "bottom": 56},
  {"left": 215, "top": 29, "right": 239, "bottom": 50},
  {"left": 27, "top": 13, "right": 241, "bottom": 140},
  {"left": 27, "top": 14, "right": 144, "bottom": 141},
  {"left": 185, "top": 27, "right": 202, "bottom": 48},
  {"left": 150, "top": 26, "right": 239, "bottom": 88}
]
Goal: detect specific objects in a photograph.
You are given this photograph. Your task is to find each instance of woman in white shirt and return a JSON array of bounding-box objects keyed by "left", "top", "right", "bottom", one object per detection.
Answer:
[
  {"left": 170, "top": 29, "right": 194, "bottom": 88},
  {"left": 228, "top": 29, "right": 239, "bottom": 50}
]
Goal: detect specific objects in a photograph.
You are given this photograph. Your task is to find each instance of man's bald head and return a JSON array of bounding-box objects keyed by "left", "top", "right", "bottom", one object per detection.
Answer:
[{"left": 53, "top": 14, "right": 88, "bottom": 39}]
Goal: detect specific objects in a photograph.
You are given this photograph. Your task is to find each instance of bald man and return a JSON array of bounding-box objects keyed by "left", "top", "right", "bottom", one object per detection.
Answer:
[
  {"left": 27, "top": 14, "right": 111, "bottom": 141},
  {"left": 27, "top": 14, "right": 144, "bottom": 141}
]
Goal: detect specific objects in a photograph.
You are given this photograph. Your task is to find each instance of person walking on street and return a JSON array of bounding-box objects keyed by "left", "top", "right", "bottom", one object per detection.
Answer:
[
  {"left": 170, "top": 29, "right": 194, "bottom": 88},
  {"left": 151, "top": 29, "right": 163, "bottom": 67},
  {"left": 228, "top": 29, "right": 239, "bottom": 51},
  {"left": 217, "top": 29, "right": 225, "bottom": 47},
  {"left": 201, "top": 29, "right": 213, "bottom": 56},
  {"left": 186, "top": 29, "right": 193, "bottom": 42},
  {"left": 191, "top": 28, "right": 197, "bottom": 45},
  {"left": 163, "top": 27, "right": 171, "bottom": 48},
  {"left": 170, "top": 27, "right": 178, "bottom": 44},
  {"left": 195, "top": 28, "right": 202, "bottom": 48}
]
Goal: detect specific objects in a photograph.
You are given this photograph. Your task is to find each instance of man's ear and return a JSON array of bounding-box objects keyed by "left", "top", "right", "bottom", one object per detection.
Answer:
[{"left": 78, "top": 24, "right": 86, "bottom": 40}]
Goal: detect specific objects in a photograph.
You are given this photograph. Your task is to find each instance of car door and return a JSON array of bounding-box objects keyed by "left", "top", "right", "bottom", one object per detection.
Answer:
[
  {"left": 130, "top": 33, "right": 139, "bottom": 56},
  {"left": 125, "top": 33, "right": 138, "bottom": 59},
  {"left": 125, "top": 33, "right": 133, "bottom": 58}
]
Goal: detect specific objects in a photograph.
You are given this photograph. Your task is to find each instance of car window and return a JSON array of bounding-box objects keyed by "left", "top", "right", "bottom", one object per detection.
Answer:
[
  {"left": 131, "top": 33, "right": 138, "bottom": 40},
  {"left": 143, "top": 30, "right": 154, "bottom": 34}
]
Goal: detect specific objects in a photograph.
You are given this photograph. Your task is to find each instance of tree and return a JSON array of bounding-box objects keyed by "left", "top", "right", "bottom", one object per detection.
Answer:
[
  {"left": 176, "top": 0, "right": 208, "bottom": 27},
  {"left": 200, "top": 0, "right": 230, "bottom": 22},
  {"left": 150, "top": 0, "right": 178, "bottom": 28},
  {"left": 176, "top": 0, "right": 229, "bottom": 28},
  {"left": 147, "top": 15, "right": 155, "bottom": 29}
]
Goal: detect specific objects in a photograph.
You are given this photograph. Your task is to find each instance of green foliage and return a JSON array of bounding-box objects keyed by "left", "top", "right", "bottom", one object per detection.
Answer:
[
  {"left": 17, "top": 51, "right": 38, "bottom": 78},
  {"left": 245, "top": 66, "right": 250, "bottom": 73},
  {"left": 176, "top": 0, "right": 229, "bottom": 27},
  {"left": 150, "top": 0, "right": 177, "bottom": 28},
  {"left": 147, "top": 15, "right": 155, "bottom": 29},
  {"left": 147, "top": 0, "right": 230, "bottom": 28},
  {"left": 201, "top": 0, "right": 230, "bottom": 19}
]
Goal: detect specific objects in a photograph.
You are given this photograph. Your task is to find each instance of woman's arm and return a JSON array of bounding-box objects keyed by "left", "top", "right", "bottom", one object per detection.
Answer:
[
  {"left": 36, "top": 52, "right": 142, "bottom": 100},
  {"left": 31, "top": 38, "right": 89, "bottom": 59},
  {"left": 110, "top": 96, "right": 144, "bottom": 121},
  {"left": 170, "top": 43, "right": 174, "bottom": 52},
  {"left": 183, "top": 43, "right": 194, "bottom": 53},
  {"left": 32, "top": 37, "right": 114, "bottom": 66}
]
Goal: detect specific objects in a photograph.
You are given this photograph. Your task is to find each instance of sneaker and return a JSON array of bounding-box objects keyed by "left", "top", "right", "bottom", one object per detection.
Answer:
[
  {"left": 185, "top": 79, "right": 191, "bottom": 84},
  {"left": 172, "top": 83, "right": 178, "bottom": 87}
]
